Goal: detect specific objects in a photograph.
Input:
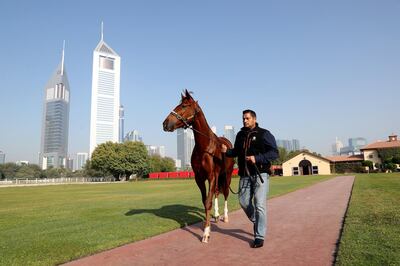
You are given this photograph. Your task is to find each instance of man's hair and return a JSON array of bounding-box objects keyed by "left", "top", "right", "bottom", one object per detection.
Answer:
[{"left": 243, "top": 109, "right": 257, "bottom": 118}]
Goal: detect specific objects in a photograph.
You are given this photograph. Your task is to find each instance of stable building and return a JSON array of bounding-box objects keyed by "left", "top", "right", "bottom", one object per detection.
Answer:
[
  {"left": 282, "top": 151, "right": 331, "bottom": 176},
  {"left": 360, "top": 134, "right": 400, "bottom": 169}
]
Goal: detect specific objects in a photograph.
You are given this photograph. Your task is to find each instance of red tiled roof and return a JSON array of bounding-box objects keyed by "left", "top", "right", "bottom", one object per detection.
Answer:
[
  {"left": 325, "top": 155, "right": 364, "bottom": 163},
  {"left": 360, "top": 140, "right": 400, "bottom": 150}
]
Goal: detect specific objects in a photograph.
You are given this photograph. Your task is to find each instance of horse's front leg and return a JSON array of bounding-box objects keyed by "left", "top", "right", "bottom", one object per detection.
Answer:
[{"left": 202, "top": 177, "right": 216, "bottom": 243}]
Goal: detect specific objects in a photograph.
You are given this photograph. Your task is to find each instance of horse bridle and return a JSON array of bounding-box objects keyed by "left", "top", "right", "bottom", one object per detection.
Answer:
[
  {"left": 170, "top": 110, "right": 195, "bottom": 129},
  {"left": 169, "top": 104, "right": 213, "bottom": 140}
]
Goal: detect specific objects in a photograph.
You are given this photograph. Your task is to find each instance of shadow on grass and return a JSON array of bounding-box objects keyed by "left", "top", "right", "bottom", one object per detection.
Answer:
[
  {"left": 125, "top": 204, "right": 205, "bottom": 227},
  {"left": 125, "top": 204, "right": 253, "bottom": 245}
]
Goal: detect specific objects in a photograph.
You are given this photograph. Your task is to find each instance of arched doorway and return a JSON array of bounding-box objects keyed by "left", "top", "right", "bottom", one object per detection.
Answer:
[{"left": 299, "top": 159, "right": 312, "bottom": 175}]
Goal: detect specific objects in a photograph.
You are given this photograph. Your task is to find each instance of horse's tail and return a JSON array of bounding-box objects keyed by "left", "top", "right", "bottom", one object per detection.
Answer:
[
  {"left": 218, "top": 152, "right": 227, "bottom": 191},
  {"left": 217, "top": 137, "right": 234, "bottom": 194}
]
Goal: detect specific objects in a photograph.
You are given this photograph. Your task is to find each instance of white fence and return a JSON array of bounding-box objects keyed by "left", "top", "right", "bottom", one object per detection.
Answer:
[{"left": 0, "top": 177, "right": 116, "bottom": 186}]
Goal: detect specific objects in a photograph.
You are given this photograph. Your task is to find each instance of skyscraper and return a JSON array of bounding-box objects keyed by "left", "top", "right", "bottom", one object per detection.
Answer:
[
  {"left": 292, "top": 139, "right": 300, "bottom": 151},
  {"left": 75, "top": 152, "right": 88, "bottom": 171},
  {"left": 223, "top": 125, "right": 236, "bottom": 145},
  {"left": 146, "top": 145, "right": 166, "bottom": 158},
  {"left": 331, "top": 137, "right": 344, "bottom": 155},
  {"left": 124, "top": 130, "right": 142, "bottom": 142},
  {"left": 39, "top": 42, "right": 70, "bottom": 169},
  {"left": 276, "top": 139, "right": 300, "bottom": 152},
  {"left": 90, "top": 23, "right": 121, "bottom": 156},
  {"left": 177, "top": 128, "right": 195, "bottom": 169},
  {"left": 119, "top": 105, "right": 124, "bottom": 143}
]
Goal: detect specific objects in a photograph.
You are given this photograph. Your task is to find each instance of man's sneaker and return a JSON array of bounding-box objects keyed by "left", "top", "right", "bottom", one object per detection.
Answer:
[{"left": 253, "top": 238, "right": 264, "bottom": 248}]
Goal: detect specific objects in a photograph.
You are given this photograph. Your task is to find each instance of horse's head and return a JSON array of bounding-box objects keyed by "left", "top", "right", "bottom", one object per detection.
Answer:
[{"left": 163, "top": 89, "right": 200, "bottom": 132}]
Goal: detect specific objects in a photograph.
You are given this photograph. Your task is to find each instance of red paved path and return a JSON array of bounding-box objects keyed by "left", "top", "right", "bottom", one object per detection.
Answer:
[{"left": 64, "top": 175, "right": 354, "bottom": 266}]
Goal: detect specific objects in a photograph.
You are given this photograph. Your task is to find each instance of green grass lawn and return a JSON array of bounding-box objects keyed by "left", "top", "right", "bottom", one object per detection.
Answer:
[
  {"left": 0, "top": 175, "right": 333, "bottom": 266},
  {"left": 335, "top": 172, "right": 400, "bottom": 266}
]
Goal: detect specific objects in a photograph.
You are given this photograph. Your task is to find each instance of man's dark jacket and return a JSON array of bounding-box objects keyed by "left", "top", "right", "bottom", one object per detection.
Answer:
[{"left": 226, "top": 123, "right": 279, "bottom": 176}]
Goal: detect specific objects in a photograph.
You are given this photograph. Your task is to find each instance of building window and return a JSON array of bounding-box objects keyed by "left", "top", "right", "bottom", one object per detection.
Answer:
[
  {"left": 292, "top": 167, "right": 299, "bottom": 176},
  {"left": 46, "top": 87, "right": 54, "bottom": 100},
  {"left": 368, "top": 154, "right": 373, "bottom": 159},
  {"left": 312, "top": 166, "right": 319, "bottom": 175},
  {"left": 99, "top": 56, "right": 114, "bottom": 70}
]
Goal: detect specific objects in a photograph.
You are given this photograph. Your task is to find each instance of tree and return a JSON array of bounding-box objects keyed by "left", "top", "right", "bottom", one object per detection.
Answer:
[
  {"left": 383, "top": 162, "right": 397, "bottom": 172},
  {"left": 362, "top": 160, "right": 373, "bottom": 170},
  {"left": 42, "top": 167, "right": 60, "bottom": 179},
  {"left": 122, "top": 141, "right": 150, "bottom": 178},
  {"left": 392, "top": 156, "right": 400, "bottom": 164},
  {"left": 90, "top": 141, "right": 150, "bottom": 180},
  {"left": 15, "top": 164, "right": 42, "bottom": 179},
  {"left": 273, "top": 147, "right": 288, "bottom": 165},
  {"left": 160, "top": 157, "right": 175, "bottom": 172},
  {"left": 0, "top": 163, "right": 19, "bottom": 179},
  {"left": 149, "top": 155, "right": 163, "bottom": 172},
  {"left": 377, "top": 148, "right": 400, "bottom": 163},
  {"left": 149, "top": 155, "right": 176, "bottom": 172},
  {"left": 84, "top": 160, "right": 106, "bottom": 177}
]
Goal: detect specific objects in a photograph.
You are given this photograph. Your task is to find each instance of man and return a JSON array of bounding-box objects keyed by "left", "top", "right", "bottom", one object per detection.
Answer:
[{"left": 221, "top": 109, "right": 278, "bottom": 248}]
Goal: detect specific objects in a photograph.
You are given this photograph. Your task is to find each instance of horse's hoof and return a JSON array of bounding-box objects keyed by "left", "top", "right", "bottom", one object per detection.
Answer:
[
  {"left": 202, "top": 236, "right": 210, "bottom": 243},
  {"left": 222, "top": 217, "right": 229, "bottom": 223},
  {"left": 214, "top": 216, "right": 220, "bottom": 223}
]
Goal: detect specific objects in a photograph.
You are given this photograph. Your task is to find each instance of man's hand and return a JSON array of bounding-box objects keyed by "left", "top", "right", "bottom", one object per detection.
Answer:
[
  {"left": 221, "top": 144, "right": 227, "bottom": 153},
  {"left": 246, "top": 156, "right": 256, "bottom": 164}
]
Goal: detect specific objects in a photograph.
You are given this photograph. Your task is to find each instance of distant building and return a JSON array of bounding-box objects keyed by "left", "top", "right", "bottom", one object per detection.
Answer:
[
  {"left": 292, "top": 139, "right": 300, "bottom": 151},
  {"left": 75, "top": 152, "right": 88, "bottom": 171},
  {"left": 331, "top": 137, "right": 344, "bottom": 155},
  {"left": 146, "top": 145, "right": 165, "bottom": 157},
  {"left": 39, "top": 42, "right": 70, "bottom": 170},
  {"left": 175, "top": 159, "right": 182, "bottom": 169},
  {"left": 276, "top": 139, "right": 300, "bottom": 152},
  {"left": 89, "top": 24, "right": 121, "bottom": 156},
  {"left": 16, "top": 161, "right": 29, "bottom": 166},
  {"left": 0, "top": 151, "right": 5, "bottom": 164},
  {"left": 282, "top": 151, "right": 331, "bottom": 176},
  {"left": 360, "top": 134, "right": 400, "bottom": 169},
  {"left": 66, "top": 158, "right": 74, "bottom": 171},
  {"left": 340, "top": 137, "right": 367, "bottom": 155},
  {"left": 124, "top": 130, "right": 142, "bottom": 142},
  {"left": 119, "top": 105, "right": 124, "bottom": 143},
  {"left": 177, "top": 128, "right": 195, "bottom": 169},
  {"left": 223, "top": 125, "right": 236, "bottom": 145},
  {"left": 277, "top": 139, "right": 292, "bottom": 151}
]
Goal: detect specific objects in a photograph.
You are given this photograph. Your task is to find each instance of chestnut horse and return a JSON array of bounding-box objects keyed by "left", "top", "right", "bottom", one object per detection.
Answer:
[{"left": 163, "top": 90, "right": 235, "bottom": 243}]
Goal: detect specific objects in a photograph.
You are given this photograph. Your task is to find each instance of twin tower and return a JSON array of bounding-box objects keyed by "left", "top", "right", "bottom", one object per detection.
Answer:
[{"left": 40, "top": 27, "right": 121, "bottom": 169}]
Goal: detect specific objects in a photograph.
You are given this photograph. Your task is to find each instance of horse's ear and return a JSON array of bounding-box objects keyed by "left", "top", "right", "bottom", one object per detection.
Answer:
[{"left": 185, "top": 89, "right": 193, "bottom": 100}]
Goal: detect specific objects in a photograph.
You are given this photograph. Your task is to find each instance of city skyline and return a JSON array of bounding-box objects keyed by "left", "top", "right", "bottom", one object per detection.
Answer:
[{"left": 1, "top": 1, "right": 399, "bottom": 163}]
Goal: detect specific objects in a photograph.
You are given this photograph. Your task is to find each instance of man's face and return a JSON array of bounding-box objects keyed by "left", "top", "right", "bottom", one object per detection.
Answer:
[{"left": 243, "top": 113, "right": 256, "bottom": 129}]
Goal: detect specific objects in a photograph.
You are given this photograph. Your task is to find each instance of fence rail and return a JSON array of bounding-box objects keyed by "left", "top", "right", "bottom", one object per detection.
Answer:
[{"left": 0, "top": 177, "right": 116, "bottom": 186}]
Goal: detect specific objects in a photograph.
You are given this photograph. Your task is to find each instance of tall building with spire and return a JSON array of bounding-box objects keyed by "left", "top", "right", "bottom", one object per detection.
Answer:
[
  {"left": 89, "top": 23, "right": 121, "bottom": 156},
  {"left": 119, "top": 105, "right": 124, "bottom": 143},
  {"left": 40, "top": 41, "right": 70, "bottom": 169}
]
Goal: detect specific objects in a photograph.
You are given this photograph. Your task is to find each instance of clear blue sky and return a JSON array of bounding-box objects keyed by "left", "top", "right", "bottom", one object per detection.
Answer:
[{"left": 1, "top": 0, "right": 399, "bottom": 163}]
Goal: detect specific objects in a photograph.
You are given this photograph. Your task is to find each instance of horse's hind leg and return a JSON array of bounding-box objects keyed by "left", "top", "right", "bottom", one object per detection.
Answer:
[
  {"left": 213, "top": 193, "right": 220, "bottom": 223},
  {"left": 222, "top": 173, "right": 232, "bottom": 223}
]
